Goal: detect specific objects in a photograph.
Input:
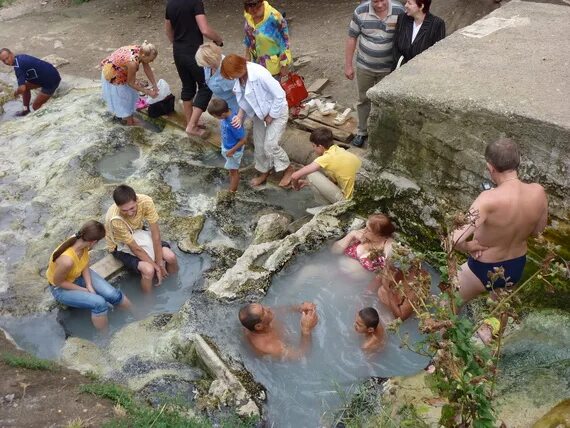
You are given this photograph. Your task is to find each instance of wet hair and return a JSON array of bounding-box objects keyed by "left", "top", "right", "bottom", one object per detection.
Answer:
[
  {"left": 367, "top": 214, "right": 396, "bottom": 238},
  {"left": 0, "top": 48, "right": 12, "bottom": 55},
  {"left": 310, "top": 127, "right": 334, "bottom": 149},
  {"left": 413, "top": 0, "right": 431, "bottom": 14},
  {"left": 359, "top": 307, "right": 380, "bottom": 329},
  {"left": 140, "top": 41, "right": 158, "bottom": 62},
  {"left": 207, "top": 98, "right": 230, "bottom": 117},
  {"left": 484, "top": 138, "right": 520, "bottom": 172},
  {"left": 113, "top": 184, "right": 137, "bottom": 206},
  {"left": 239, "top": 304, "right": 262, "bottom": 331},
  {"left": 195, "top": 42, "right": 222, "bottom": 68},
  {"left": 52, "top": 220, "right": 105, "bottom": 262},
  {"left": 221, "top": 54, "right": 247, "bottom": 80}
]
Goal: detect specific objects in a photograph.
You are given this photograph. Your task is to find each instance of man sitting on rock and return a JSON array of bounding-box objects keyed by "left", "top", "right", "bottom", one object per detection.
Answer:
[
  {"left": 290, "top": 127, "right": 362, "bottom": 209},
  {"left": 453, "top": 138, "right": 548, "bottom": 304},
  {"left": 0, "top": 48, "right": 61, "bottom": 116},
  {"left": 239, "top": 302, "right": 318, "bottom": 359},
  {"left": 105, "top": 184, "right": 178, "bottom": 293}
]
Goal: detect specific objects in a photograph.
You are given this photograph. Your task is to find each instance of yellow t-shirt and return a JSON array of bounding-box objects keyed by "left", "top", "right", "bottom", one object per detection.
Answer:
[
  {"left": 105, "top": 194, "right": 159, "bottom": 251},
  {"left": 314, "top": 145, "right": 362, "bottom": 199},
  {"left": 46, "top": 246, "right": 89, "bottom": 285}
]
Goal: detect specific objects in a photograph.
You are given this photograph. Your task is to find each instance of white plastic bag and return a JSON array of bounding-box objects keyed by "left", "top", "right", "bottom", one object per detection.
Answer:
[{"left": 146, "top": 79, "right": 171, "bottom": 105}]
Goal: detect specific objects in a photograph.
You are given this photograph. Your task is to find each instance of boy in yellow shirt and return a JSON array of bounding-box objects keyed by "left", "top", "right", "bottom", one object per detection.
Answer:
[{"left": 291, "top": 127, "right": 362, "bottom": 205}]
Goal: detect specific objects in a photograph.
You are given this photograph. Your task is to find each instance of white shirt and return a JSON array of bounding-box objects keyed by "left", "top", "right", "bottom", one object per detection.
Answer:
[
  {"left": 232, "top": 62, "right": 287, "bottom": 120},
  {"left": 412, "top": 21, "right": 422, "bottom": 43}
]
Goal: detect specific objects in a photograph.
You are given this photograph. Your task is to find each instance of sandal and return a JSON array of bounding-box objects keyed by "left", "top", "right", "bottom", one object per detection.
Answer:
[{"left": 333, "top": 108, "right": 351, "bottom": 126}]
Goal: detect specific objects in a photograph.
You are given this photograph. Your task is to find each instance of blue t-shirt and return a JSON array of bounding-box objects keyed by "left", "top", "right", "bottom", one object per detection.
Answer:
[
  {"left": 221, "top": 114, "right": 246, "bottom": 151},
  {"left": 14, "top": 54, "right": 61, "bottom": 88}
]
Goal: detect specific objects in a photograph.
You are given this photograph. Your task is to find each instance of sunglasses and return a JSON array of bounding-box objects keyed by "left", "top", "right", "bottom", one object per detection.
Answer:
[{"left": 244, "top": 1, "right": 263, "bottom": 10}]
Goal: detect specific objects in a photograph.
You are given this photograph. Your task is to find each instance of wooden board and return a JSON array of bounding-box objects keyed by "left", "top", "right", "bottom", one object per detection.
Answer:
[
  {"left": 293, "top": 118, "right": 353, "bottom": 143},
  {"left": 306, "top": 78, "right": 329, "bottom": 93},
  {"left": 308, "top": 110, "right": 357, "bottom": 135}
]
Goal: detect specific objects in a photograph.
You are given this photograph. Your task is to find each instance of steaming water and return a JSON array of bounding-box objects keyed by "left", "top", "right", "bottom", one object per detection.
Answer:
[
  {"left": 96, "top": 145, "right": 141, "bottom": 182},
  {"left": 236, "top": 244, "right": 435, "bottom": 427}
]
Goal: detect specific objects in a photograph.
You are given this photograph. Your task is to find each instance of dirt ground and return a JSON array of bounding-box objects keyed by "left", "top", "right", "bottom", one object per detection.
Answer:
[
  {"left": 0, "top": 331, "right": 115, "bottom": 428},
  {"left": 0, "top": 0, "right": 505, "bottom": 109}
]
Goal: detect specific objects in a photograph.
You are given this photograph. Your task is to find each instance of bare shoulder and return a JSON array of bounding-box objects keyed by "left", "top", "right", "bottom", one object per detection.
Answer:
[{"left": 56, "top": 254, "right": 74, "bottom": 268}]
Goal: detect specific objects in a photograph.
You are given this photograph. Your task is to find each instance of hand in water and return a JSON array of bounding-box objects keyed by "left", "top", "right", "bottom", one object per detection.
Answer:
[
  {"left": 154, "top": 263, "right": 165, "bottom": 285},
  {"left": 300, "top": 308, "right": 318, "bottom": 333},
  {"left": 299, "top": 302, "right": 316, "bottom": 313}
]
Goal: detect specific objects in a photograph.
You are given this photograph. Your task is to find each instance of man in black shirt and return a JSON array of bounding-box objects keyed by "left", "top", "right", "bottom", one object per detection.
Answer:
[{"left": 165, "top": 0, "right": 223, "bottom": 137}]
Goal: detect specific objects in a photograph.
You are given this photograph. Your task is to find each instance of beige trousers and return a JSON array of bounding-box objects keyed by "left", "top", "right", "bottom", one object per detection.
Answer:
[{"left": 252, "top": 110, "right": 290, "bottom": 173}]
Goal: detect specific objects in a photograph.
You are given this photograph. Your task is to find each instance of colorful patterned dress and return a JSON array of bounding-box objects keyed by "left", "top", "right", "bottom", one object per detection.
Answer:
[
  {"left": 243, "top": 1, "right": 292, "bottom": 76},
  {"left": 100, "top": 45, "right": 141, "bottom": 118}
]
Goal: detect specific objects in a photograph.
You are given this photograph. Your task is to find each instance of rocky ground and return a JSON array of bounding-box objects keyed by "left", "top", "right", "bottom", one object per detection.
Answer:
[{"left": 0, "top": 329, "right": 116, "bottom": 428}]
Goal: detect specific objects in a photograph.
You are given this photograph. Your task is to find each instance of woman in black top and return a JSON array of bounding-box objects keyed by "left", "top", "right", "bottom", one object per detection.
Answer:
[{"left": 392, "top": 0, "right": 446, "bottom": 70}]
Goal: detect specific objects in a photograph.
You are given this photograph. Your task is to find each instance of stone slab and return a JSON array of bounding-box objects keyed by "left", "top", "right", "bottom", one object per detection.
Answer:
[{"left": 91, "top": 254, "right": 123, "bottom": 279}]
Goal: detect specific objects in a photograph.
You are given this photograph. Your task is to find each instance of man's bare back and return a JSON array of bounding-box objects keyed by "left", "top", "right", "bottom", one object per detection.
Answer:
[{"left": 454, "top": 138, "right": 548, "bottom": 303}]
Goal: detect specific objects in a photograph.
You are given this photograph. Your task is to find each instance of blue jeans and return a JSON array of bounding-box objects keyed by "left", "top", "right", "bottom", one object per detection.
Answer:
[{"left": 49, "top": 269, "right": 124, "bottom": 316}]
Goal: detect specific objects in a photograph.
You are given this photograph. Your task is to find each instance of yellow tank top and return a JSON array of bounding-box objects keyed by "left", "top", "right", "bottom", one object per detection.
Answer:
[{"left": 46, "top": 245, "right": 89, "bottom": 285}]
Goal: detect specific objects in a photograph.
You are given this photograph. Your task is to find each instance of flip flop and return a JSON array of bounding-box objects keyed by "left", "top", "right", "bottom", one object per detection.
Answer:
[{"left": 333, "top": 108, "right": 351, "bottom": 126}]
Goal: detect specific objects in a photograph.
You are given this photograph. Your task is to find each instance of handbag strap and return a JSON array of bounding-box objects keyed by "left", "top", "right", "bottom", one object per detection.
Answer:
[{"left": 108, "top": 215, "right": 134, "bottom": 246}]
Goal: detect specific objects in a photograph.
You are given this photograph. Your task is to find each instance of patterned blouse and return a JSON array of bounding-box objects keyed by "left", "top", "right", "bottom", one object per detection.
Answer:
[
  {"left": 344, "top": 240, "right": 387, "bottom": 272},
  {"left": 101, "top": 45, "right": 140, "bottom": 85},
  {"left": 243, "top": 1, "right": 292, "bottom": 76}
]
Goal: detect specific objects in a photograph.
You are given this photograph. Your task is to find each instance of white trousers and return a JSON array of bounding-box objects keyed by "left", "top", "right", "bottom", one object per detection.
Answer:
[
  {"left": 252, "top": 110, "right": 290, "bottom": 173},
  {"left": 307, "top": 171, "right": 345, "bottom": 205}
]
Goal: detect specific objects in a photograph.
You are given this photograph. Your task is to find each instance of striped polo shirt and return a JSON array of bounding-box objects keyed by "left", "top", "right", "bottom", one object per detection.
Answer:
[{"left": 348, "top": 1, "right": 405, "bottom": 72}]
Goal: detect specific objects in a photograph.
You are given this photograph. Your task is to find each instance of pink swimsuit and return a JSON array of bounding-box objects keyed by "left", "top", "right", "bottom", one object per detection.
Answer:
[{"left": 344, "top": 240, "right": 386, "bottom": 272}]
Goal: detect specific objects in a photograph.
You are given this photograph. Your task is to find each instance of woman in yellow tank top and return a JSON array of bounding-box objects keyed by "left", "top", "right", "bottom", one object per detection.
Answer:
[{"left": 46, "top": 220, "right": 132, "bottom": 331}]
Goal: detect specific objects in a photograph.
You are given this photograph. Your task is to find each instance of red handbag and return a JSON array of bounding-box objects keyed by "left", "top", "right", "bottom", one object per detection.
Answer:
[{"left": 281, "top": 72, "right": 309, "bottom": 108}]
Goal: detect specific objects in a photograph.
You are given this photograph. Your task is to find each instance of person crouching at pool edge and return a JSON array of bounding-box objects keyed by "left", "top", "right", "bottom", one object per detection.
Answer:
[{"left": 354, "top": 307, "right": 385, "bottom": 352}]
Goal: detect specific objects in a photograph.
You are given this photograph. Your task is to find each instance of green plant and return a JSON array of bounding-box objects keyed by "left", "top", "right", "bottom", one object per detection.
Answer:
[{"left": 2, "top": 353, "right": 54, "bottom": 370}]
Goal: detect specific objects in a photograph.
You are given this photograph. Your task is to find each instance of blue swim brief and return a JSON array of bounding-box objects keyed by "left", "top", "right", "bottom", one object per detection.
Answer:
[
  {"left": 467, "top": 255, "right": 526, "bottom": 291},
  {"left": 221, "top": 147, "right": 244, "bottom": 170}
]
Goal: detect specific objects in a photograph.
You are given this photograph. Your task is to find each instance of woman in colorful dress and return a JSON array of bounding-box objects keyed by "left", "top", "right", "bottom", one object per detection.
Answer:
[
  {"left": 243, "top": 0, "right": 292, "bottom": 79},
  {"left": 100, "top": 42, "right": 159, "bottom": 125},
  {"left": 46, "top": 220, "right": 132, "bottom": 331},
  {"left": 195, "top": 42, "right": 239, "bottom": 114}
]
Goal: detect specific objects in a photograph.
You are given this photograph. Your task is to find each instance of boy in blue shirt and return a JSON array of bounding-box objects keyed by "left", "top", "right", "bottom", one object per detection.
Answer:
[
  {"left": 207, "top": 98, "right": 247, "bottom": 192},
  {"left": 0, "top": 48, "right": 61, "bottom": 116}
]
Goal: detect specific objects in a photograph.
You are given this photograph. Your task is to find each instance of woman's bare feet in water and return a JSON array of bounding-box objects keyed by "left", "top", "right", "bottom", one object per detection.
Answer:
[
  {"left": 250, "top": 172, "right": 270, "bottom": 187},
  {"left": 123, "top": 116, "right": 142, "bottom": 126},
  {"left": 186, "top": 124, "right": 208, "bottom": 137},
  {"left": 278, "top": 165, "right": 295, "bottom": 187}
]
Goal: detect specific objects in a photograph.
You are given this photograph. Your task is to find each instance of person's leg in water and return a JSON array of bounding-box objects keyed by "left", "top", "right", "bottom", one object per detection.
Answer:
[
  {"left": 138, "top": 261, "right": 156, "bottom": 293},
  {"left": 17, "top": 82, "right": 40, "bottom": 115},
  {"left": 229, "top": 169, "right": 240, "bottom": 192},
  {"left": 161, "top": 245, "right": 179, "bottom": 275},
  {"left": 89, "top": 269, "right": 132, "bottom": 312}
]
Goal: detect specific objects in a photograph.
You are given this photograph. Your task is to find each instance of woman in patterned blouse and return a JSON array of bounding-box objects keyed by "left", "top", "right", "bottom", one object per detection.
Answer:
[{"left": 100, "top": 42, "right": 159, "bottom": 125}]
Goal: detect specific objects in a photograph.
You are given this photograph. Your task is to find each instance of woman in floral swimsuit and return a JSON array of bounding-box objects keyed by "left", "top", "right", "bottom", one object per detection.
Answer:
[{"left": 100, "top": 42, "right": 159, "bottom": 125}]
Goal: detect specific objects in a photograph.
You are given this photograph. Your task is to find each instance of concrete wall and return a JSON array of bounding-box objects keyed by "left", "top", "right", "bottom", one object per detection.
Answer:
[{"left": 366, "top": 1, "right": 570, "bottom": 221}]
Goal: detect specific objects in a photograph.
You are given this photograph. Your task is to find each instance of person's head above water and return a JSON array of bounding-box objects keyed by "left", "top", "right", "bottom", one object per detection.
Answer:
[
  {"left": 239, "top": 303, "right": 274, "bottom": 332},
  {"left": 365, "top": 214, "right": 395, "bottom": 240},
  {"left": 354, "top": 307, "right": 380, "bottom": 334},
  {"left": 485, "top": 138, "right": 520, "bottom": 173},
  {"left": 0, "top": 48, "right": 15, "bottom": 66},
  {"left": 113, "top": 184, "right": 138, "bottom": 217}
]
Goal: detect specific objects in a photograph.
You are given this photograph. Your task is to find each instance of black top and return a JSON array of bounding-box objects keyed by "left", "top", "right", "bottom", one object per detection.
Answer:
[
  {"left": 392, "top": 13, "right": 446, "bottom": 70},
  {"left": 165, "top": 0, "right": 205, "bottom": 51}
]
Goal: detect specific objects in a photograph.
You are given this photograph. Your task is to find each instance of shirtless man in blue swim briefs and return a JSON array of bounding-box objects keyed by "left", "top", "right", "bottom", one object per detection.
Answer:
[
  {"left": 453, "top": 138, "right": 548, "bottom": 304},
  {"left": 0, "top": 48, "right": 61, "bottom": 116}
]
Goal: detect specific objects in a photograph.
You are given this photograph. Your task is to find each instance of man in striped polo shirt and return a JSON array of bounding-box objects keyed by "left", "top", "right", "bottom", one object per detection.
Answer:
[{"left": 345, "top": 0, "right": 405, "bottom": 147}]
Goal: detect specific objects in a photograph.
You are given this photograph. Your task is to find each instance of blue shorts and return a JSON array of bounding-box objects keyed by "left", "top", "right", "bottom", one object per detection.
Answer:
[
  {"left": 221, "top": 147, "right": 244, "bottom": 170},
  {"left": 467, "top": 255, "right": 526, "bottom": 291},
  {"left": 40, "top": 74, "right": 61, "bottom": 96},
  {"left": 112, "top": 241, "right": 171, "bottom": 273}
]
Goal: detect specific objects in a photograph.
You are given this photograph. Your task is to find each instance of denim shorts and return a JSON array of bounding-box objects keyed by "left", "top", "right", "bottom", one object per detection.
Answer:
[
  {"left": 112, "top": 241, "right": 171, "bottom": 273},
  {"left": 221, "top": 147, "right": 244, "bottom": 170},
  {"left": 49, "top": 269, "right": 123, "bottom": 316}
]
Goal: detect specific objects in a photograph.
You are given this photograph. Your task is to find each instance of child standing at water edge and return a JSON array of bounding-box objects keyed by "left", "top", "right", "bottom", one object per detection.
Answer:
[
  {"left": 354, "top": 307, "right": 385, "bottom": 352},
  {"left": 207, "top": 98, "right": 246, "bottom": 192}
]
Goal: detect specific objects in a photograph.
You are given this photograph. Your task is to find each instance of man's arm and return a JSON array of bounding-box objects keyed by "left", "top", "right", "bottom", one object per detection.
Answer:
[
  {"left": 532, "top": 187, "right": 548, "bottom": 236},
  {"left": 226, "top": 137, "right": 247, "bottom": 157},
  {"left": 195, "top": 14, "right": 223, "bottom": 45},
  {"left": 290, "top": 162, "right": 321, "bottom": 190},
  {"left": 344, "top": 37, "right": 357, "bottom": 80},
  {"left": 452, "top": 196, "right": 488, "bottom": 256},
  {"left": 148, "top": 222, "right": 167, "bottom": 275},
  {"left": 164, "top": 19, "right": 174, "bottom": 44}
]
